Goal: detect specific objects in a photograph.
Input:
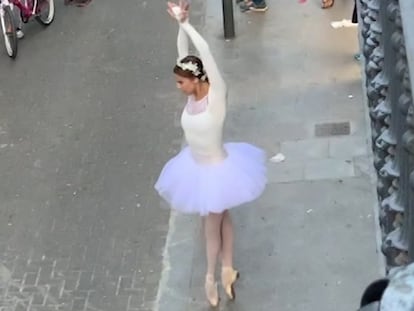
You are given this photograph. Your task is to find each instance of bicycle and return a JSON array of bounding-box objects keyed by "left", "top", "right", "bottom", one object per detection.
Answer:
[{"left": 0, "top": 0, "right": 55, "bottom": 59}]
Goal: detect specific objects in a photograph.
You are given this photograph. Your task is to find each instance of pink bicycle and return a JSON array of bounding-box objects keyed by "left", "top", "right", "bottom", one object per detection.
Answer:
[{"left": 0, "top": 0, "right": 54, "bottom": 58}]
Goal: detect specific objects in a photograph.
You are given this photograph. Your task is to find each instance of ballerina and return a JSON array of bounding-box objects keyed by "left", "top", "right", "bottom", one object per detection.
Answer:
[{"left": 155, "top": 0, "right": 267, "bottom": 306}]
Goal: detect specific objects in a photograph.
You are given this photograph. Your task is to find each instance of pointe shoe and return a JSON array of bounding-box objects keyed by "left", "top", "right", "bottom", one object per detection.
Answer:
[
  {"left": 205, "top": 274, "right": 219, "bottom": 307},
  {"left": 221, "top": 267, "right": 240, "bottom": 300}
]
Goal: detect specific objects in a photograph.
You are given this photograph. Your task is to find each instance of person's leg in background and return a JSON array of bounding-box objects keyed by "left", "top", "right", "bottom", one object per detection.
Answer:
[
  {"left": 12, "top": 7, "right": 24, "bottom": 39},
  {"left": 239, "top": 0, "right": 268, "bottom": 13}
]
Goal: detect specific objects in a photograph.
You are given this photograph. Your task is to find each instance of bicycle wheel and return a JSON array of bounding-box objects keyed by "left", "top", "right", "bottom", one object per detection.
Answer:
[
  {"left": 1, "top": 6, "right": 18, "bottom": 58},
  {"left": 35, "top": 0, "right": 54, "bottom": 26}
]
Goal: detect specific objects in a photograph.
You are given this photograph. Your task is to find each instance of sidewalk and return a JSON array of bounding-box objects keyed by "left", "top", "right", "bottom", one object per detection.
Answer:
[{"left": 155, "top": 0, "right": 383, "bottom": 310}]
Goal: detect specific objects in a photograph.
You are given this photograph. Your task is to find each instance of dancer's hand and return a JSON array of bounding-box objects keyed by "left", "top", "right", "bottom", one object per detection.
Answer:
[{"left": 167, "top": 0, "right": 189, "bottom": 23}]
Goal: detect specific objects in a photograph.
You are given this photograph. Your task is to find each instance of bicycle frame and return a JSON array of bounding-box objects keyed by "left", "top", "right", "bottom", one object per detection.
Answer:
[{"left": 1, "top": 0, "right": 38, "bottom": 22}]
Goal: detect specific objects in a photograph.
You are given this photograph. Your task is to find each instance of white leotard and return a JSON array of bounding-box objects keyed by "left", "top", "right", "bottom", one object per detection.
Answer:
[{"left": 177, "top": 21, "right": 227, "bottom": 163}]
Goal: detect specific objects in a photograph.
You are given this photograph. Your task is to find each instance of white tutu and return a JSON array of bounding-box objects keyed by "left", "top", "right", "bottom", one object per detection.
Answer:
[{"left": 154, "top": 142, "right": 267, "bottom": 216}]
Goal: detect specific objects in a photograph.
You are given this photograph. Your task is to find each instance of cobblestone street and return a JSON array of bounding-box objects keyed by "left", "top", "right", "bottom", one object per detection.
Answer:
[{"left": 0, "top": 0, "right": 206, "bottom": 309}]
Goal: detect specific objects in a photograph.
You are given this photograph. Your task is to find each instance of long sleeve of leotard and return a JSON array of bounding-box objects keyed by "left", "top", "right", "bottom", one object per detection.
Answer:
[
  {"left": 177, "top": 25, "right": 189, "bottom": 60},
  {"left": 179, "top": 21, "right": 227, "bottom": 113}
]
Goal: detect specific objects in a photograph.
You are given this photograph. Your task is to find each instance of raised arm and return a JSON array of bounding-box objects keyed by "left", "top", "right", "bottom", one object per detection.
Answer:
[
  {"left": 177, "top": 26, "right": 189, "bottom": 60},
  {"left": 179, "top": 21, "right": 226, "bottom": 93}
]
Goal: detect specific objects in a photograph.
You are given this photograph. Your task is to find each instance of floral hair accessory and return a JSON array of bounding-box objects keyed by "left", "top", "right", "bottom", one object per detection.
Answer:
[{"left": 176, "top": 60, "right": 201, "bottom": 76}]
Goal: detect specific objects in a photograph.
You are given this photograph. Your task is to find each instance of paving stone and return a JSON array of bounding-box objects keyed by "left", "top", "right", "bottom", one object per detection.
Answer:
[
  {"left": 329, "top": 136, "right": 369, "bottom": 158},
  {"left": 280, "top": 138, "right": 329, "bottom": 160},
  {"left": 267, "top": 161, "right": 305, "bottom": 183},
  {"left": 305, "top": 158, "right": 356, "bottom": 180}
]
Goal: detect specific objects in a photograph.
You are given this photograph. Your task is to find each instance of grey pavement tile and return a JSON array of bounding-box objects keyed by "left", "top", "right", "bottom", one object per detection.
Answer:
[
  {"left": 267, "top": 161, "right": 305, "bottom": 184},
  {"left": 157, "top": 293, "right": 191, "bottom": 311},
  {"left": 329, "top": 136, "right": 369, "bottom": 158},
  {"left": 226, "top": 120, "right": 313, "bottom": 143},
  {"left": 305, "top": 158, "right": 356, "bottom": 180},
  {"left": 280, "top": 138, "right": 330, "bottom": 160},
  {"left": 353, "top": 155, "right": 376, "bottom": 180},
  {"left": 350, "top": 117, "right": 370, "bottom": 137},
  {"left": 267, "top": 122, "right": 314, "bottom": 142}
]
